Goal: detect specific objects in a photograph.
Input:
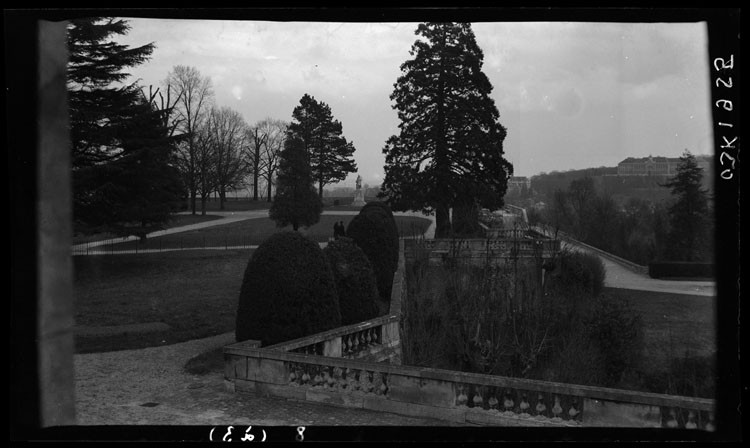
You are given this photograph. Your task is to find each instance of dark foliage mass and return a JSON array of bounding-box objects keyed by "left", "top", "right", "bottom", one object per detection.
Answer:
[
  {"left": 235, "top": 231, "right": 341, "bottom": 346},
  {"left": 68, "top": 17, "right": 184, "bottom": 237},
  {"left": 323, "top": 238, "right": 380, "bottom": 325},
  {"left": 287, "top": 93, "right": 357, "bottom": 198},
  {"left": 379, "top": 22, "right": 513, "bottom": 237},
  {"left": 269, "top": 134, "right": 323, "bottom": 231},
  {"left": 346, "top": 210, "right": 398, "bottom": 304},
  {"left": 360, "top": 201, "right": 400, "bottom": 268}
]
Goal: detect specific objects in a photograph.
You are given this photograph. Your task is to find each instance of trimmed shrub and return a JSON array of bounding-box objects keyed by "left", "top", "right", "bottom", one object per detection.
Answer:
[
  {"left": 323, "top": 237, "right": 380, "bottom": 324},
  {"left": 360, "top": 201, "right": 400, "bottom": 268},
  {"left": 648, "top": 262, "right": 714, "bottom": 279},
  {"left": 235, "top": 231, "right": 341, "bottom": 346},
  {"left": 347, "top": 212, "right": 397, "bottom": 304}
]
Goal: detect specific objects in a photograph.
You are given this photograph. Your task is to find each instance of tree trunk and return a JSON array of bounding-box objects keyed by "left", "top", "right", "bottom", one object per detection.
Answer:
[
  {"left": 190, "top": 191, "right": 197, "bottom": 215},
  {"left": 201, "top": 195, "right": 207, "bottom": 216},
  {"left": 266, "top": 176, "right": 273, "bottom": 202},
  {"left": 253, "top": 170, "right": 259, "bottom": 201},
  {"left": 219, "top": 188, "right": 226, "bottom": 210},
  {"left": 318, "top": 179, "right": 324, "bottom": 199},
  {"left": 435, "top": 205, "right": 452, "bottom": 238}
]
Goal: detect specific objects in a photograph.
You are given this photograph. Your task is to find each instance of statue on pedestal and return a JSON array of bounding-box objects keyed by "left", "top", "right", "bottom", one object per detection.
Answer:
[{"left": 352, "top": 174, "right": 366, "bottom": 206}]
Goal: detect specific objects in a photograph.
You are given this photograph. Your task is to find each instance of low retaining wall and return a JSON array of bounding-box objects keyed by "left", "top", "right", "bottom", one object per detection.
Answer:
[
  {"left": 530, "top": 227, "right": 649, "bottom": 275},
  {"left": 417, "top": 238, "right": 559, "bottom": 267},
  {"left": 225, "top": 341, "right": 714, "bottom": 429}
]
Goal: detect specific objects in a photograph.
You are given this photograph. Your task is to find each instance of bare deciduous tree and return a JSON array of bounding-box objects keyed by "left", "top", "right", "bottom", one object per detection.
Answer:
[
  {"left": 165, "top": 65, "right": 214, "bottom": 215},
  {"left": 206, "top": 106, "right": 248, "bottom": 209}
]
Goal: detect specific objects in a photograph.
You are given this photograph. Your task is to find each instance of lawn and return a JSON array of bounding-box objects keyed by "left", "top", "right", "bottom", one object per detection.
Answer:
[
  {"left": 72, "top": 214, "right": 223, "bottom": 244},
  {"left": 73, "top": 249, "right": 250, "bottom": 353},
  {"left": 106, "top": 215, "right": 431, "bottom": 251},
  {"left": 602, "top": 287, "right": 717, "bottom": 372}
]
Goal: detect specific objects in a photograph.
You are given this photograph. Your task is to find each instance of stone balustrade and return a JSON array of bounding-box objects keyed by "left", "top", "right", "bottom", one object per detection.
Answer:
[
  {"left": 225, "top": 342, "right": 714, "bottom": 429},
  {"left": 257, "top": 239, "right": 406, "bottom": 364},
  {"left": 414, "top": 238, "right": 559, "bottom": 267}
]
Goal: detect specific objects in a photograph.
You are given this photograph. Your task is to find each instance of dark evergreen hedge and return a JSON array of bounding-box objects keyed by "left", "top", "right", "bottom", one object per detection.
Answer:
[
  {"left": 360, "top": 201, "right": 400, "bottom": 269},
  {"left": 648, "top": 262, "right": 714, "bottom": 279},
  {"left": 323, "top": 237, "right": 380, "bottom": 324},
  {"left": 346, "top": 212, "right": 397, "bottom": 303},
  {"left": 235, "top": 231, "right": 341, "bottom": 346}
]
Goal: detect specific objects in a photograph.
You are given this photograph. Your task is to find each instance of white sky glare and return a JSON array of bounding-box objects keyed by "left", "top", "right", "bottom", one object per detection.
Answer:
[{"left": 114, "top": 18, "right": 713, "bottom": 186}]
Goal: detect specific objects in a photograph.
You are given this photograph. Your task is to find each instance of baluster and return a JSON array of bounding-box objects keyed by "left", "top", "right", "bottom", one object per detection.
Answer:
[
  {"left": 488, "top": 395, "right": 499, "bottom": 412},
  {"left": 503, "top": 390, "right": 514, "bottom": 415},
  {"left": 380, "top": 373, "right": 388, "bottom": 395},
  {"left": 519, "top": 393, "right": 530, "bottom": 417},
  {"left": 535, "top": 394, "right": 547, "bottom": 418},
  {"left": 705, "top": 411, "right": 715, "bottom": 432},
  {"left": 552, "top": 396, "right": 563, "bottom": 421},
  {"left": 665, "top": 408, "right": 679, "bottom": 428},
  {"left": 365, "top": 329, "right": 372, "bottom": 345},
  {"left": 324, "top": 368, "right": 334, "bottom": 388},
  {"left": 362, "top": 371, "right": 374, "bottom": 394},
  {"left": 333, "top": 366, "right": 344, "bottom": 389},
  {"left": 456, "top": 384, "right": 468, "bottom": 407},
  {"left": 288, "top": 364, "right": 297, "bottom": 385},
  {"left": 685, "top": 411, "right": 697, "bottom": 429},
  {"left": 343, "top": 335, "right": 351, "bottom": 356},
  {"left": 345, "top": 368, "right": 358, "bottom": 391},
  {"left": 351, "top": 332, "right": 360, "bottom": 353},
  {"left": 473, "top": 389, "right": 484, "bottom": 409},
  {"left": 312, "top": 368, "right": 323, "bottom": 388},
  {"left": 301, "top": 370, "right": 310, "bottom": 386},
  {"left": 568, "top": 399, "right": 580, "bottom": 421},
  {"left": 359, "top": 330, "right": 367, "bottom": 348}
]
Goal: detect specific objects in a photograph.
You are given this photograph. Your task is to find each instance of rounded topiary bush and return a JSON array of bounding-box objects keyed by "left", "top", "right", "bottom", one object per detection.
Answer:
[
  {"left": 323, "top": 237, "right": 380, "bottom": 324},
  {"left": 346, "top": 212, "right": 397, "bottom": 304},
  {"left": 235, "top": 231, "right": 341, "bottom": 345},
  {"left": 360, "top": 201, "right": 399, "bottom": 269}
]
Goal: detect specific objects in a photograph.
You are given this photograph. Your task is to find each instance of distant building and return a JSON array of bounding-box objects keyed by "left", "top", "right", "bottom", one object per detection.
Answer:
[
  {"left": 507, "top": 176, "right": 531, "bottom": 193},
  {"left": 617, "top": 155, "right": 711, "bottom": 176}
]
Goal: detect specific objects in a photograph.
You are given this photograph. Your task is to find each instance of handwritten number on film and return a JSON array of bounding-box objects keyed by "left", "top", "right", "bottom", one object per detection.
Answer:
[
  {"left": 210, "top": 426, "right": 267, "bottom": 442},
  {"left": 714, "top": 55, "right": 737, "bottom": 180}
]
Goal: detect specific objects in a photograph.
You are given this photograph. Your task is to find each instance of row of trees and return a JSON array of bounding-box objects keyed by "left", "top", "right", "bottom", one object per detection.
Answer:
[
  {"left": 531, "top": 151, "right": 713, "bottom": 264},
  {"left": 68, "top": 17, "right": 359, "bottom": 237},
  {"left": 163, "top": 64, "right": 289, "bottom": 214}
]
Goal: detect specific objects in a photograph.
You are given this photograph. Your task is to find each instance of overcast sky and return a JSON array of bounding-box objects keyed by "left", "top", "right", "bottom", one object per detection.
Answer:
[{"left": 113, "top": 17, "right": 713, "bottom": 187}]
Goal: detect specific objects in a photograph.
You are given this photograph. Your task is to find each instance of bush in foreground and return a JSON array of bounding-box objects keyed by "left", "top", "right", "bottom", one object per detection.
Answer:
[
  {"left": 235, "top": 231, "right": 341, "bottom": 346},
  {"left": 323, "top": 237, "right": 380, "bottom": 324}
]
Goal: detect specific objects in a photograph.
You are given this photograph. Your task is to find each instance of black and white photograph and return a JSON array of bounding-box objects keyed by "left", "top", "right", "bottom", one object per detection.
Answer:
[{"left": 8, "top": 7, "right": 740, "bottom": 442}]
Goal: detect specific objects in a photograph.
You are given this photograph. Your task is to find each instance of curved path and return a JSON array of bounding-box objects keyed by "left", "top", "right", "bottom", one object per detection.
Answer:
[
  {"left": 71, "top": 209, "right": 436, "bottom": 254},
  {"left": 557, "top": 240, "right": 716, "bottom": 297}
]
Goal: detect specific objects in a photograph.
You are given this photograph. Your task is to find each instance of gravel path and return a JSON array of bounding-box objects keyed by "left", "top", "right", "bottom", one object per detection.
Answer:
[{"left": 74, "top": 332, "right": 455, "bottom": 428}]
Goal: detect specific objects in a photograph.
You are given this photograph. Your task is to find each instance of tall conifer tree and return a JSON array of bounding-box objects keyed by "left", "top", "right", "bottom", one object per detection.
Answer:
[
  {"left": 269, "top": 134, "right": 323, "bottom": 231},
  {"left": 68, "top": 18, "right": 183, "bottom": 236},
  {"left": 379, "top": 22, "right": 513, "bottom": 237},
  {"left": 662, "top": 150, "right": 712, "bottom": 261},
  {"left": 288, "top": 94, "right": 357, "bottom": 198}
]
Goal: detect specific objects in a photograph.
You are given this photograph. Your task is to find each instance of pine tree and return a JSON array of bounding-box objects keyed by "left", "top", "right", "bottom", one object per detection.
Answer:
[
  {"left": 661, "top": 150, "right": 712, "bottom": 262},
  {"left": 68, "top": 17, "right": 185, "bottom": 236},
  {"left": 67, "top": 17, "right": 154, "bottom": 168},
  {"left": 269, "top": 134, "right": 323, "bottom": 231},
  {"left": 379, "top": 22, "right": 513, "bottom": 238},
  {"left": 73, "top": 95, "right": 185, "bottom": 238},
  {"left": 288, "top": 94, "right": 357, "bottom": 198}
]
